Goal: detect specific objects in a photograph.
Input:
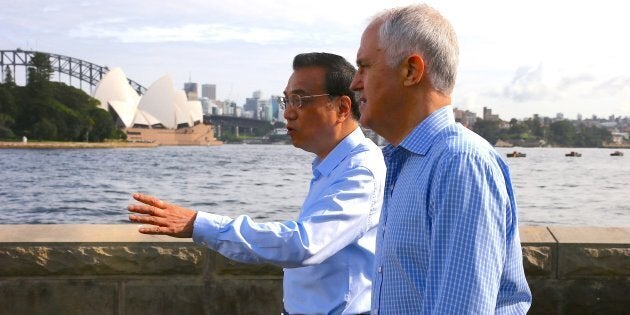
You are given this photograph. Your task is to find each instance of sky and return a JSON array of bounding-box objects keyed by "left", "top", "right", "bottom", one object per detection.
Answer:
[{"left": 2, "top": 0, "right": 629, "bottom": 120}]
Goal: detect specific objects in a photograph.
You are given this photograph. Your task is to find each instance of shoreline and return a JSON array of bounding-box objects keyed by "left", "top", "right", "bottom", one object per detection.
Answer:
[{"left": 0, "top": 141, "right": 159, "bottom": 149}]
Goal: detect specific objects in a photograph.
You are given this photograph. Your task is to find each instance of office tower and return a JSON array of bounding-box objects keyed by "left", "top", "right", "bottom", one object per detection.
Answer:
[
  {"left": 184, "top": 82, "right": 198, "bottom": 100},
  {"left": 202, "top": 84, "right": 216, "bottom": 100}
]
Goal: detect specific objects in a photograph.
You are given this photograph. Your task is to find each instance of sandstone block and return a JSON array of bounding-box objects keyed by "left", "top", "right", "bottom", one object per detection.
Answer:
[
  {"left": 205, "top": 278, "right": 283, "bottom": 315},
  {"left": 212, "top": 252, "right": 283, "bottom": 277},
  {"left": 0, "top": 245, "right": 205, "bottom": 276},
  {"left": 124, "top": 279, "right": 207, "bottom": 314},
  {"left": 522, "top": 246, "right": 554, "bottom": 277},
  {"left": 0, "top": 279, "right": 117, "bottom": 315},
  {"left": 559, "top": 246, "right": 630, "bottom": 278}
]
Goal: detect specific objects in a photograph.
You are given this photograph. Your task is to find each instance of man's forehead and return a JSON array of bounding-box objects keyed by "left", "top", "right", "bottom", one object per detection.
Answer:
[
  {"left": 356, "top": 22, "right": 381, "bottom": 60},
  {"left": 285, "top": 67, "right": 325, "bottom": 93}
]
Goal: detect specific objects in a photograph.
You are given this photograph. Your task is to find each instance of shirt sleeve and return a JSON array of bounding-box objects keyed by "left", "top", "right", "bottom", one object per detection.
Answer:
[
  {"left": 425, "top": 152, "right": 508, "bottom": 314},
  {"left": 192, "top": 164, "right": 379, "bottom": 268}
]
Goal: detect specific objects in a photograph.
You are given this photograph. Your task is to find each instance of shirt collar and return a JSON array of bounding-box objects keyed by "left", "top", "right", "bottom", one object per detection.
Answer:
[
  {"left": 396, "top": 105, "right": 455, "bottom": 156},
  {"left": 312, "top": 127, "right": 364, "bottom": 178}
]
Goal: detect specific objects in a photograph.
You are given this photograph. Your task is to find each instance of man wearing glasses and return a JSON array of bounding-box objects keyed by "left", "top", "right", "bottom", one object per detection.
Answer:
[{"left": 128, "top": 52, "right": 386, "bottom": 315}]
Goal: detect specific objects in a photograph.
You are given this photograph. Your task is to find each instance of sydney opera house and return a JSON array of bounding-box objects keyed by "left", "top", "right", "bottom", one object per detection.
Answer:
[{"left": 93, "top": 68, "right": 221, "bottom": 145}]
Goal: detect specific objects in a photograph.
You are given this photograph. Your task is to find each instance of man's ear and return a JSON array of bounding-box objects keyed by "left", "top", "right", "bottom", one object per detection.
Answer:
[
  {"left": 336, "top": 95, "right": 352, "bottom": 122},
  {"left": 402, "top": 54, "right": 424, "bottom": 87}
]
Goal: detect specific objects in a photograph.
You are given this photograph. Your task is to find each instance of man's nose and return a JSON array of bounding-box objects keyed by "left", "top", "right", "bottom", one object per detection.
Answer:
[
  {"left": 283, "top": 107, "right": 296, "bottom": 120},
  {"left": 350, "top": 75, "right": 362, "bottom": 91}
]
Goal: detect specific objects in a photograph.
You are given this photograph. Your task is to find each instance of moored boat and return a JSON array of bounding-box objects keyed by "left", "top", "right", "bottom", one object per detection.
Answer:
[
  {"left": 507, "top": 151, "right": 526, "bottom": 158},
  {"left": 565, "top": 151, "right": 582, "bottom": 157},
  {"left": 610, "top": 151, "right": 624, "bottom": 156}
]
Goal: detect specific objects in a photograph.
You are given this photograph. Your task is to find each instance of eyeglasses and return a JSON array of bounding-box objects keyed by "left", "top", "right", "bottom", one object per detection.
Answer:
[{"left": 279, "top": 93, "right": 332, "bottom": 110}]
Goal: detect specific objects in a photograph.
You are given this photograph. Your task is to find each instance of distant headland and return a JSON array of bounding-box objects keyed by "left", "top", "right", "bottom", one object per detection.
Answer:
[{"left": 0, "top": 141, "right": 158, "bottom": 149}]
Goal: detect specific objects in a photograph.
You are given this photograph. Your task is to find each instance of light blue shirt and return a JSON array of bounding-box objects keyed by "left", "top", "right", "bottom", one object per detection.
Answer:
[
  {"left": 193, "top": 127, "right": 386, "bottom": 315},
  {"left": 372, "top": 106, "right": 532, "bottom": 314}
]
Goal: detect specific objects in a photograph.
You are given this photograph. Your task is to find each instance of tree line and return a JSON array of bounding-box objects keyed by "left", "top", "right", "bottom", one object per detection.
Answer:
[
  {"left": 472, "top": 115, "right": 612, "bottom": 147},
  {"left": 0, "top": 52, "right": 123, "bottom": 142}
]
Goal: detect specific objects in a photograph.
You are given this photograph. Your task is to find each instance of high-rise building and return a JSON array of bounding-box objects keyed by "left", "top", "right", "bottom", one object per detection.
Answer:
[
  {"left": 453, "top": 107, "right": 477, "bottom": 128},
  {"left": 202, "top": 84, "right": 216, "bottom": 100},
  {"left": 244, "top": 90, "right": 262, "bottom": 119},
  {"left": 184, "top": 82, "right": 198, "bottom": 100},
  {"left": 260, "top": 99, "right": 272, "bottom": 121},
  {"left": 199, "top": 97, "right": 211, "bottom": 115},
  {"left": 483, "top": 107, "right": 499, "bottom": 121},
  {"left": 270, "top": 95, "right": 281, "bottom": 119}
]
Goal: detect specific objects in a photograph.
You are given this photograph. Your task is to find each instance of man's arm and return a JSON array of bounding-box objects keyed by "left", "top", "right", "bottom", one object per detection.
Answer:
[
  {"left": 127, "top": 165, "right": 380, "bottom": 267},
  {"left": 191, "top": 165, "right": 379, "bottom": 267}
]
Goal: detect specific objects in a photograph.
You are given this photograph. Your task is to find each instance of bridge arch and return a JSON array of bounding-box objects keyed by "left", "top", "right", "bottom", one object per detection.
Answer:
[{"left": 0, "top": 49, "right": 147, "bottom": 94}]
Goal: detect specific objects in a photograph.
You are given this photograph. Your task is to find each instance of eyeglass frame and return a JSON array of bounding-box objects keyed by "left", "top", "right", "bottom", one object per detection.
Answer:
[{"left": 279, "top": 93, "right": 338, "bottom": 110}]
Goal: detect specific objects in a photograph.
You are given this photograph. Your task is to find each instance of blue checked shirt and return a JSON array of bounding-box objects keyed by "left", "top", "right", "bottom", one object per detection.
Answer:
[
  {"left": 371, "top": 106, "right": 532, "bottom": 314},
  {"left": 193, "top": 127, "right": 386, "bottom": 315}
]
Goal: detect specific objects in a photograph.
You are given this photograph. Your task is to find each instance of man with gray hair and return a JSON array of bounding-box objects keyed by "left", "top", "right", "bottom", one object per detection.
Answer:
[{"left": 350, "top": 4, "right": 532, "bottom": 314}]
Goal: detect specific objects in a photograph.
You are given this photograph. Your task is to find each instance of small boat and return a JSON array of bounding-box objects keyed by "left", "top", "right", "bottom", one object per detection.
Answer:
[
  {"left": 565, "top": 151, "right": 582, "bottom": 157},
  {"left": 610, "top": 151, "right": 624, "bottom": 156},
  {"left": 506, "top": 151, "right": 526, "bottom": 158}
]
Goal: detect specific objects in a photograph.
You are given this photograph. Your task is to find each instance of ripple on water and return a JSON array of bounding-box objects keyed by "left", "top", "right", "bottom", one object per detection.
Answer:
[{"left": 1, "top": 146, "right": 627, "bottom": 226}]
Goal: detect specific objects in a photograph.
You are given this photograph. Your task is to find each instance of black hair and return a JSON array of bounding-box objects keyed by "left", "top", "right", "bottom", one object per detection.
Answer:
[{"left": 292, "top": 52, "right": 359, "bottom": 120}]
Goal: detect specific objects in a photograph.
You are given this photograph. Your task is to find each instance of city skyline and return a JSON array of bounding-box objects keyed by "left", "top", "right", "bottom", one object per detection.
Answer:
[{"left": 2, "top": 0, "right": 629, "bottom": 120}]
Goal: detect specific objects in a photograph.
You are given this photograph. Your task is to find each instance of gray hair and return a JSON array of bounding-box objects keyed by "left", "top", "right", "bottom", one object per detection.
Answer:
[{"left": 373, "top": 4, "right": 459, "bottom": 94}]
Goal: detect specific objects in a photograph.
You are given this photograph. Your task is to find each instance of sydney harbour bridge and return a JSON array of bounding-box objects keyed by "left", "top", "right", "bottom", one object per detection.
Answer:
[
  {"left": 0, "top": 49, "right": 273, "bottom": 136},
  {"left": 0, "top": 49, "right": 147, "bottom": 94}
]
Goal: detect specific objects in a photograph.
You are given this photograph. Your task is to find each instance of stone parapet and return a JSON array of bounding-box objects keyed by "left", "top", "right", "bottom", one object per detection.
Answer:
[{"left": 0, "top": 225, "right": 628, "bottom": 314}]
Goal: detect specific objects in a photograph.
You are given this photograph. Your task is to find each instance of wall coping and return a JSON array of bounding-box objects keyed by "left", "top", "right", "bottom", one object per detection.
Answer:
[
  {"left": 0, "top": 224, "right": 191, "bottom": 243},
  {"left": 0, "top": 224, "right": 628, "bottom": 245},
  {"left": 548, "top": 226, "right": 630, "bottom": 244}
]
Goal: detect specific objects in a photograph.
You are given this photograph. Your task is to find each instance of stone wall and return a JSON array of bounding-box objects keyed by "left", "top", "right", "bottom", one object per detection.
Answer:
[
  {"left": 125, "top": 124, "right": 222, "bottom": 146},
  {"left": 0, "top": 225, "right": 627, "bottom": 314}
]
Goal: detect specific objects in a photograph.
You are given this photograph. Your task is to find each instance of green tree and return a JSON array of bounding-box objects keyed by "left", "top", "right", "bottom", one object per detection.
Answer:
[
  {"left": 27, "top": 52, "right": 53, "bottom": 91},
  {"left": 88, "top": 107, "right": 116, "bottom": 141},
  {"left": 548, "top": 120, "right": 576, "bottom": 146},
  {"left": 0, "top": 124, "right": 14, "bottom": 139},
  {"left": 472, "top": 119, "right": 502, "bottom": 145},
  {"left": 31, "top": 118, "right": 57, "bottom": 140},
  {"left": 575, "top": 125, "right": 611, "bottom": 147},
  {"left": 7, "top": 77, "right": 120, "bottom": 141},
  {"left": 14, "top": 52, "right": 55, "bottom": 136},
  {"left": 0, "top": 84, "right": 18, "bottom": 125},
  {"left": 531, "top": 115, "right": 544, "bottom": 138},
  {"left": 3, "top": 66, "right": 15, "bottom": 86},
  {"left": 506, "top": 118, "right": 529, "bottom": 140}
]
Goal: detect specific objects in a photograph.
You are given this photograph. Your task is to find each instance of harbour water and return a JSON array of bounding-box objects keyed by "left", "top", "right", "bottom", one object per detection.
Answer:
[{"left": 0, "top": 145, "right": 628, "bottom": 226}]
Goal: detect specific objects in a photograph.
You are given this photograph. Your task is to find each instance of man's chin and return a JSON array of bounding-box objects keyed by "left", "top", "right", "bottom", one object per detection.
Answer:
[
  {"left": 289, "top": 137, "right": 299, "bottom": 148},
  {"left": 359, "top": 115, "right": 372, "bottom": 129}
]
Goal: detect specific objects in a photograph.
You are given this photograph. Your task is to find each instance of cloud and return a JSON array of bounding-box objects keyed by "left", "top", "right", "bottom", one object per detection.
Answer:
[
  {"left": 558, "top": 73, "right": 597, "bottom": 91},
  {"left": 493, "top": 64, "right": 556, "bottom": 102},
  {"left": 69, "top": 22, "right": 297, "bottom": 45},
  {"left": 595, "top": 76, "right": 630, "bottom": 94},
  {"left": 487, "top": 64, "right": 630, "bottom": 105}
]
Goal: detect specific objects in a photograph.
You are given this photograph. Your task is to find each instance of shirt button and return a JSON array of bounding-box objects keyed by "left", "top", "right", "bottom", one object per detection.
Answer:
[
  {"left": 378, "top": 266, "right": 382, "bottom": 273},
  {"left": 373, "top": 309, "right": 378, "bottom": 315}
]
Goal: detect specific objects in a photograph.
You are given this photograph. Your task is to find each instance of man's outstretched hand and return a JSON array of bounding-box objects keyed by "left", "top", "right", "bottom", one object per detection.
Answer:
[{"left": 128, "top": 193, "right": 197, "bottom": 238}]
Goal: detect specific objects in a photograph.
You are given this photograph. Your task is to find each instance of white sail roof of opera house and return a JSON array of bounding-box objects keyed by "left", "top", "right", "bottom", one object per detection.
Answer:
[
  {"left": 135, "top": 75, "right": 179, "bottom": 129},
  {"left": 92, "top": 67, "right": 140, "bottom": 128},
  {"left": 174, "top": 90, "right": 203, "bottom": 127},
  {"left": 93, "top": 68, "right": 203, "bottom": 130},
  {"left": 132, "top": 109, "right": 162, "bottom": 127}
]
